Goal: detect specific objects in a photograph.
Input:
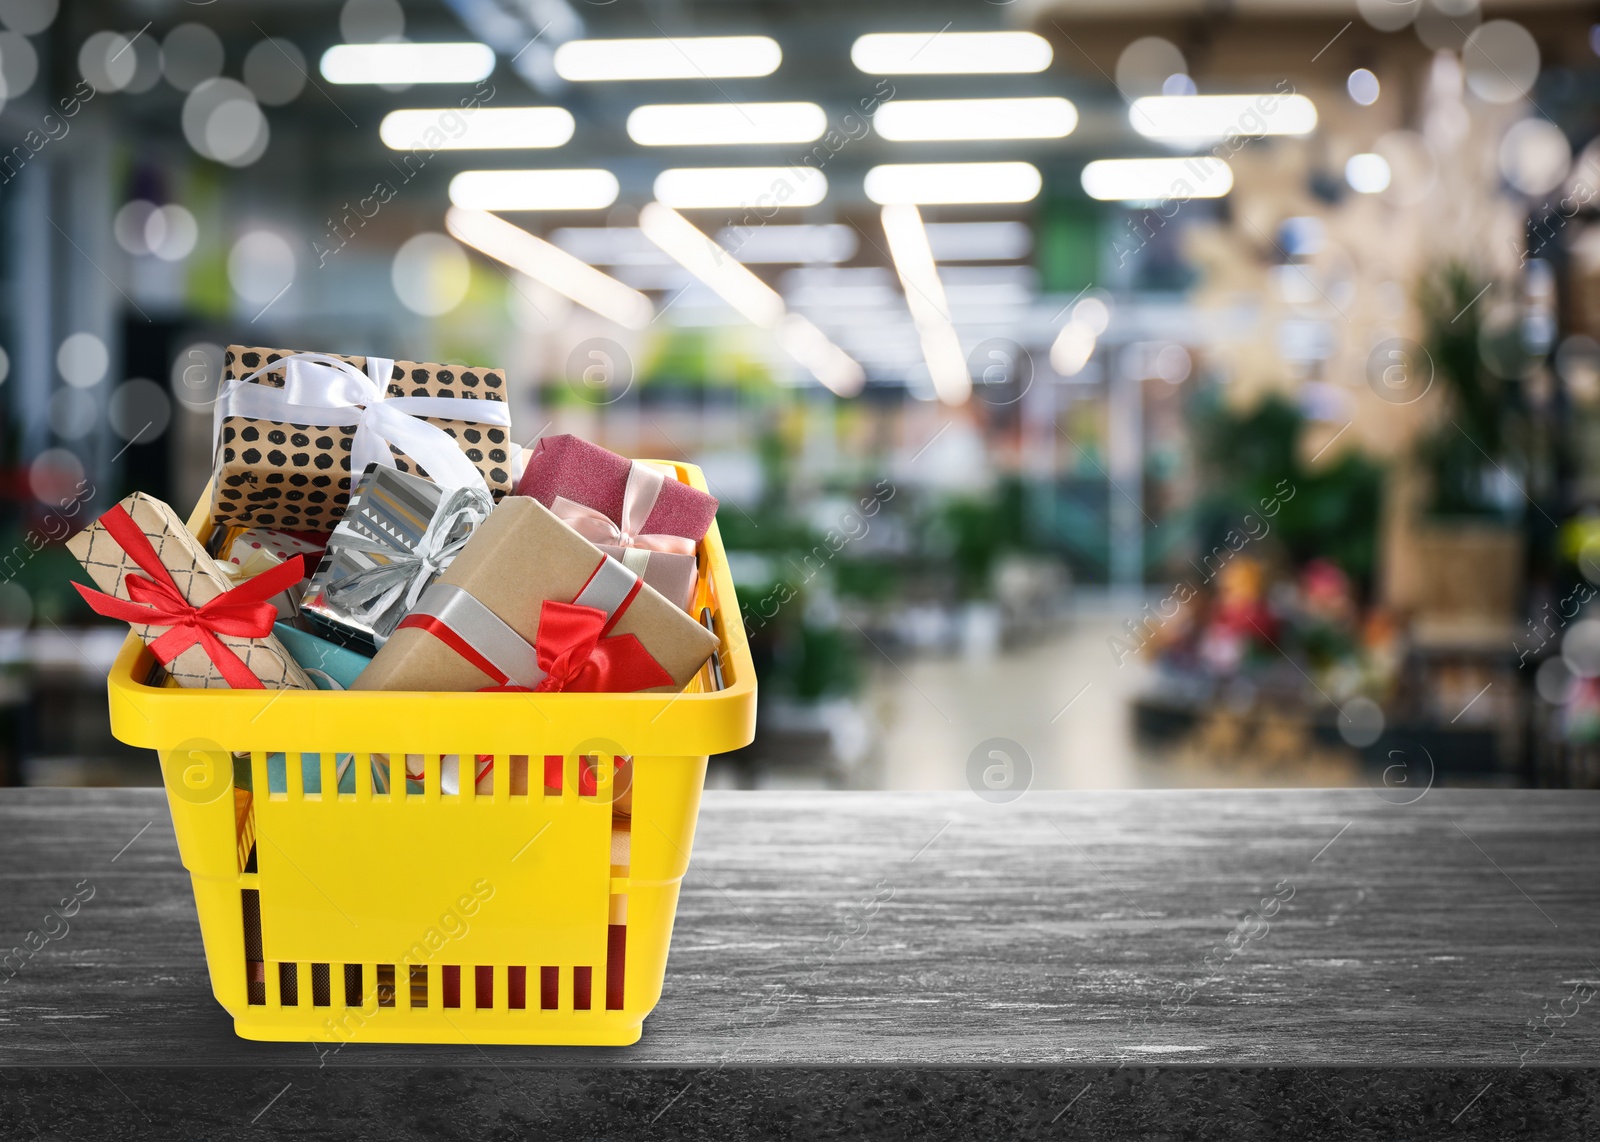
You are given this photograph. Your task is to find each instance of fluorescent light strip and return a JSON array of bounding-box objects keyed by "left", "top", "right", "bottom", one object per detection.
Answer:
[
  {"left": 851, "top": 31, "right": 1052, "bottom": 75},
  {"left": 321, "top": 43, "right": 495, "bottom": 85},
  {"left": 448, "top": 169, "right": 619, "bottom": 211},
  {"left": 640, "top": 202, "right": 864, "bottom": 395},
  {"left": 778, "top": 315, "right": 866, "bottom": 397},
  {"left": 554, "top": 36, "right": 781, "bottom": 81},
  {"left": 1081, "top": 157, "right": 1232, "bottom": 202},
  {"left": 654, "top": 166, "right": 827, "bottom": 210},
  {"left": 923, "top": 221, "right": 1032, "bottom": 262},
  {"left": 639, "top": 202, "right": 785, "bottom": 326},
  {"left": 874, "top": 97, "right": 1077, "bottom": 141},
  {"left": 628, "top": 102, "right": 826, "bottom": 146},
  {"left": 379, "top": 107, "right": 575, "bottom": 150},
  {"left": 445, "top": 207, "right": 653, "bottom": 329},
  {"left": 880, "top": 204, "right": 970, "bottom": 406},
  {"left": 864, "top": 162, "right": 1041, "bottom": 206},
  {"left": 1129, "top": 94, "right": 1319, "bottom": 141}
]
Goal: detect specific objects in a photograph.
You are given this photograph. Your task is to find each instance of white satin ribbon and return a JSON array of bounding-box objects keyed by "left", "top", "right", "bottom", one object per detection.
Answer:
[{"left": 213, "top": 352, "right": 510, "bottom": 494}]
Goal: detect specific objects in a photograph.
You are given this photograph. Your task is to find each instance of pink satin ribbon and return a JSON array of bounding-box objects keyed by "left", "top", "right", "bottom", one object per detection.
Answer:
[{"left": 550, "top": 462, "right": 696, "bottom": 557}]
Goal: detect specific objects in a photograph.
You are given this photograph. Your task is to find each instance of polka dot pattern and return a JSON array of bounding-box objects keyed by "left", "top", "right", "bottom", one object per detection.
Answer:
[{"left": 214, "top": 345, "right": 511, "bottom": 530}]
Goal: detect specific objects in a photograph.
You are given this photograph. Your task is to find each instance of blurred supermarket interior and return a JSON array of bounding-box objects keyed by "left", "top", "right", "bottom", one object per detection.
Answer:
[{"left": 4, "top": 0, "right": 1600, "bottom": 792}]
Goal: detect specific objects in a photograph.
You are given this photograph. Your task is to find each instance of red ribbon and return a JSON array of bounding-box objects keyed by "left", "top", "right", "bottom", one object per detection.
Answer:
[
  {"left": 400, "top": 597, "right": 672, "bottom": 694},
  {"left": 530, "top": 600, "right": 672, "bottom": 693},
  {"left": 73, "top": 504, "right": 304, "bottom": 690}
]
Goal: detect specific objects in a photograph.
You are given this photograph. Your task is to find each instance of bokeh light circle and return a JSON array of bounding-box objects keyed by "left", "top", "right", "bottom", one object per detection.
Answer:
[
  {"left": 1562, "top": 619, "right": 1600, "bottom": 678},
  {"left": 204, "top": 97, "right": 269, "bottom": 166},
  {"left": 108, "top": 378, "right": 172, "bottom": 443},
  {"left": 48, "top": 387, "right": 97, "bottom": 440},
  {"left": 162, "top": 22, "right": 223, "bottom": 92},
  {"left": 0, "top": 345, "right": 9, "bottom": 385},
  {"left": 391, "top": 233, "right": 470, "bottom": 316},
  {"left": 1357, "top": 0, "right": 1420, "bottom": 32},
  {"left": 1337, "top": 696, "right": 1386, "bottom": 748},
  {"left": 243, "top": 38, "right": 306, "bottom": 105},
  {"left": 1463, "top": 21, "right": 1539, "bottom": 104},
  {"left": 0, "top": 30, "right": 38, "bottom": 99},
  {"left": 114, "top": 199, "right": 158, "bottom": 256},
  {"left": 228, "top": 231, "right": 296, "bottom": 305},
  {"left": 0, "top": 0, "right": 58, "bottom": 36},
  {"left": 1347, "top": 67, "right": 1379, "bottom": 106},
  {"left": 57, "top": 332, "right": 108, "bottom": 388},
  {"left": 29, "top": 448, "right": 85, "bottom": 503},
  {"left": 0, "top": 581, "right": 32, "bottom": 630},
  {"left": 79, "top": 30, "right": 136, "bottom": 92},
  {"left": 1498, "top": 118, "right": 1570, "bottom": 196},
  {"left": 148, "top": 204, "right": 199, "bottom": 261},
  {"left": 1115, "top": 37, "right": 1185, "bottom": 100},
  {"left": 183, "top": 77, "right": 261, "bottom": 163}
]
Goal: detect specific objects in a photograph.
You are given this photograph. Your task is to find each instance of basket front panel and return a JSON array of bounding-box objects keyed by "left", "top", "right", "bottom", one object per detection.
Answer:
[{"left": 254, "top": 788, "right": 612, "bottom": 970}]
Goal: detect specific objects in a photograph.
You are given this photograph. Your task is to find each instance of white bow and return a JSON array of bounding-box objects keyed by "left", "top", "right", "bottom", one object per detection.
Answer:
[{"left": 212, "top": 352, "right": 511, "bottom": 494}]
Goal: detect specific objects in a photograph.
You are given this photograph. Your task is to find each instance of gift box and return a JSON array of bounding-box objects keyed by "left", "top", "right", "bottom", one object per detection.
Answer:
[
  {"left": 300, "top": 464, "right": 494, "bottom": 654},
  {"left": 68, "top": 493, "right": 313, "bottom": 690},
  {"left": 272, "top": 623, "right": 372, "bottom": 690},
  {"left": 518, "top": 436, "right": 717, "bottom": 614},
  {"left": 354, "top": 496, "right": 719, "bottom": 693},
  {"left": 221, "top": 527, "right": 325, "bottom": 573},
  {"left": 211, "top": 345, "right": 515, "bottom": 531}
]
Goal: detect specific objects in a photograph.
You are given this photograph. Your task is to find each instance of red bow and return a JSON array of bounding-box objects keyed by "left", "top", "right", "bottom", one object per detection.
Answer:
[
  {"left": 73, "top": 505, "right": 304, "bottom": 690},
  {"left": 530, "top": 600, "right": 673, "bottom": 693}
]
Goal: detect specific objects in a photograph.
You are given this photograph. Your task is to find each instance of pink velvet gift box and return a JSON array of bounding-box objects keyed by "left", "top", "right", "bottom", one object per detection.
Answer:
[{"left": 517, "top": 435, "right": 719, "bottom": 543}]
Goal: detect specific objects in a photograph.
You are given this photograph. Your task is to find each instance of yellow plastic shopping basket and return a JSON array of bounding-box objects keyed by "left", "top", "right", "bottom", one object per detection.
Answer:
[{"left": 103, "top": 463, "right": 756, "bottom": 1046}]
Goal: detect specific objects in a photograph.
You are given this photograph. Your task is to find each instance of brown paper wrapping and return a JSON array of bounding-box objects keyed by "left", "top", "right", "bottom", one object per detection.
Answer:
[
  {"left": 353, "top": 497, "right": 718, "bottom": 693},
  {"left": 213, "top": 345, "right": 513, "bottom": 531},
  {"left": 68, "top": 492, "right": 313, "bottom": 690}
]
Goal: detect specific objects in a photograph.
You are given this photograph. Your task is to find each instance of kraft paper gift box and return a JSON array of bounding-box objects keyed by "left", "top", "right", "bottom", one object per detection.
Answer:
[
  {"left": 300, "top": 463, "right": 493, "bottom": 654},
  {"left": 517, "top": 434, "right": 717, "bottom": 613},
  {"left": 211, "top": 345, "right": 515, "bottom": 531},
  {"left": 353, "top": 496, "right": 719, "bottom": 693},
  {"left": 68, "top": 492, "right": 313, "bottom": 690},
  {"left": 216, "top": 529, "right": 323, "bottom": 620}
]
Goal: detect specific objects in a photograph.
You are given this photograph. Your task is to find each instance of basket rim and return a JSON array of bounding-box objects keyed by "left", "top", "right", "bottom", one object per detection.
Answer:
[{"left": 105, "top": 460, "right": 757, "bottom": 757}]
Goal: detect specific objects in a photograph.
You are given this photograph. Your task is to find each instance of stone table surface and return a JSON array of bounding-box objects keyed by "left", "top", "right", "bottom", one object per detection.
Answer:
[{"left": 1, "top": 787, "right": 1597, "bottom": 1140}]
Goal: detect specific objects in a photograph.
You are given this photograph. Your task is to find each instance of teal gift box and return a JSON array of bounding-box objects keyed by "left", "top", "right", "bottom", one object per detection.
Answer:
[{"left": 265, "top": 624, "right": 384, "bottom": 794}]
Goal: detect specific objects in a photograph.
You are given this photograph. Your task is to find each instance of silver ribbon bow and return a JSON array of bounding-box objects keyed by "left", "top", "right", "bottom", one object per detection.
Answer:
[{"left": 322, "top": 484, "right": 494, "bottom": 628}]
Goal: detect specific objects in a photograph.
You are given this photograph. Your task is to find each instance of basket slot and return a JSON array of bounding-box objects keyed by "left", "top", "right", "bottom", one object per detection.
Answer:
[
  {"left": 540, "top": 966, "right": 558, "bottom": 1010},
  {"left": 607, "top": 924, "right": 626, "bottom": 1010},
  {"left": 278, "top": 962, "right": 299, "bottom": 1007},
  {"left": 242, "top": 889, "right": 264, "bottom": 1006},
  {"left": 474, "top": 965, "right": 493, "bottom": 1009},
  {"left": 320, "top": 754, "right": 339, "bottom": 801},
  {"left": 508, "top": 965, "right": 526, "bottom": 1009},
  {"left": 442, "top": 964, "right": 461, "bottom": 1008},
  {"left": 376, "top": 964, "right": 396, "bottom": 1008},
  {"left": 573, "top": 967, "right": 592, "bottom": 1011},
  {"left": 543, "top": 755, "right": 561, "bottom": 795},
  {"left": 508, "top": 756, "right": 529, "bottom": 797},
  {"left": 311, "top": 962, "right": 331, "bottom": 1007},
  {"left": 409, "top": 964, "right": 428, "bottom": 1009},
  {"left": 343, "top": 964, "right": 362, "bottom": 1007}
]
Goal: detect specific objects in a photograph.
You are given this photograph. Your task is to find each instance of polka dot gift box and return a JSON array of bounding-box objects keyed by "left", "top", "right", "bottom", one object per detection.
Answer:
[{"left": 210, "top": 345, "right": 516, "bottom": 532}]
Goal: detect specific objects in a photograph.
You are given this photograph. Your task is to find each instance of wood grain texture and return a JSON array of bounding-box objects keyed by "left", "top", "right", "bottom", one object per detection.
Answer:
[{"left": 1, "top": 788, "right": 1597, "bottom": 1139}]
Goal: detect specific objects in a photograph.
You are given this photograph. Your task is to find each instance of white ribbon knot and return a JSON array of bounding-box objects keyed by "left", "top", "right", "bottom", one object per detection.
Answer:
[{"left": 213, "top": 352, "right": 511, "bottom": 494}]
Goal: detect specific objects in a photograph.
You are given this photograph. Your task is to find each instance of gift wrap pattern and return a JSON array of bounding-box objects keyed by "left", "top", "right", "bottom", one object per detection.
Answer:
[
  {"left": 301, "top": 464, "right": 491, "bottom": 652},
  {"left": 213, "top": 346, "right": 513, "bottom": 530},
  {"left": 68, "top": 493, "right": 312, "bottom": 690}
]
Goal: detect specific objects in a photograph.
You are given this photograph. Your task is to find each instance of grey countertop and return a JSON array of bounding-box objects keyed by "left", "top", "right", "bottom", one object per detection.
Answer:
[{"left": 1, "top": 786, "right": 1597, "bottom": 1139}]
